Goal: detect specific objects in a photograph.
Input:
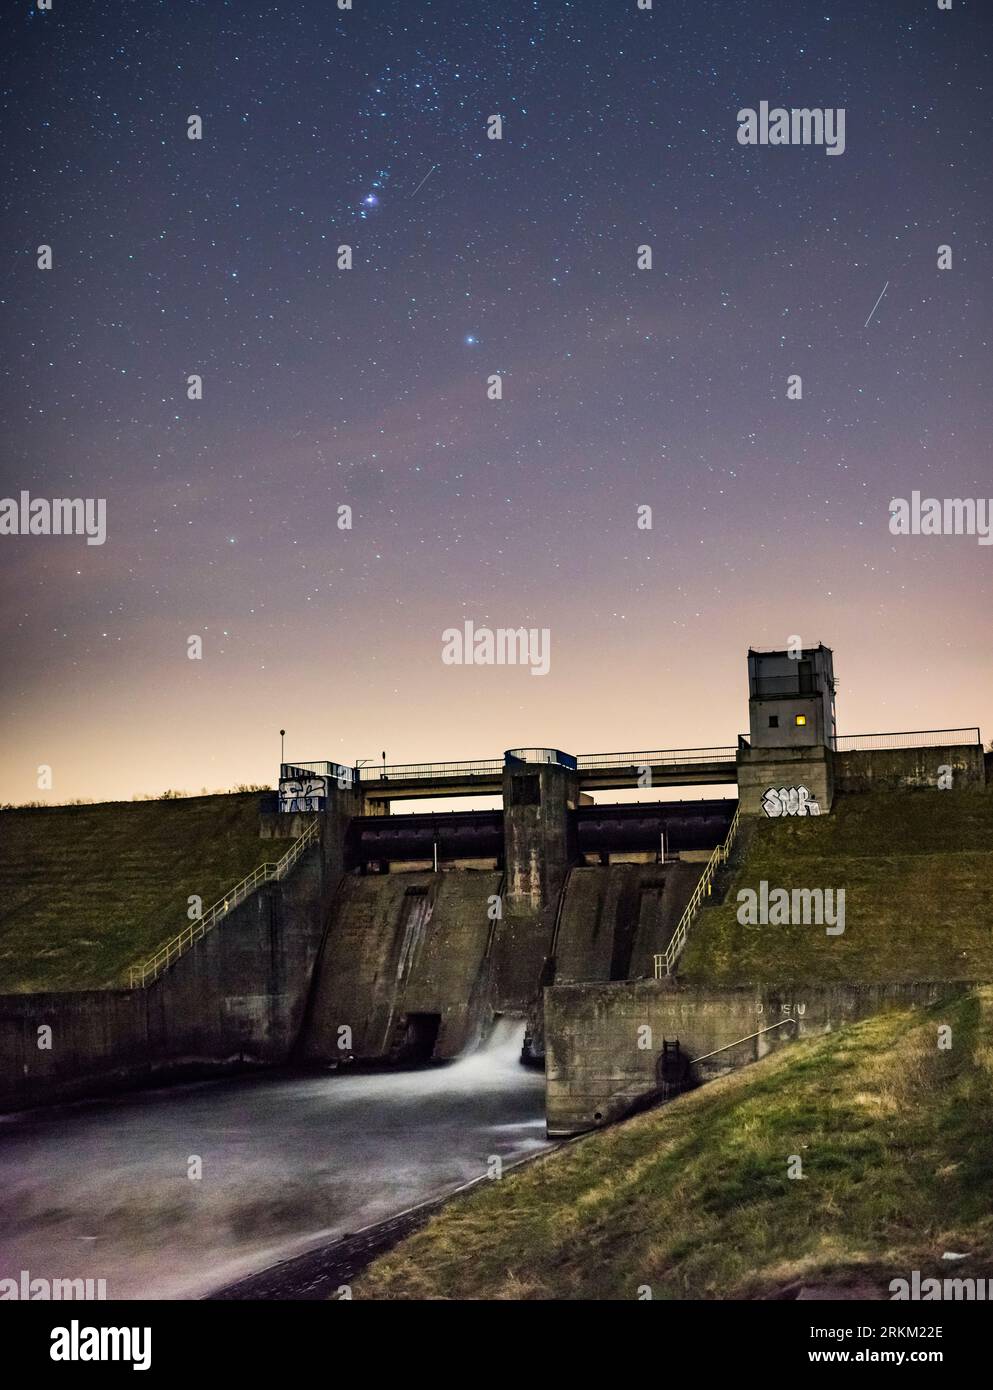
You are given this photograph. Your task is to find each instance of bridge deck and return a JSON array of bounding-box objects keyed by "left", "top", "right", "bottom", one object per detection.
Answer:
[
  {"left": 353, "top": 748, "right": 739, "bottom": 800},
  {"left": 284, "top": 729, "right": 981, "bottom": 803}
]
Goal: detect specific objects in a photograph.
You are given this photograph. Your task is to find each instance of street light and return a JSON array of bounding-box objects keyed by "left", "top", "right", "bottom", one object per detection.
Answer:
[{"left": 279, "top": 729, "right": 286, "bottom": 764}]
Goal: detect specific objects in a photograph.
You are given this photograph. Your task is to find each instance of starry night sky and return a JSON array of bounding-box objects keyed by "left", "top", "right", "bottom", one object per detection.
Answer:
[{"left": 1, "top": 0, "right": 991, "bottom": 803}]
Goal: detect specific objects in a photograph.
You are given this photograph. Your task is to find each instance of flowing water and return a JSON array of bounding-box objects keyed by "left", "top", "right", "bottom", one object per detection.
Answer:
[{"left": 0, "top": 1019, "right": 548, "bottom": 1300}]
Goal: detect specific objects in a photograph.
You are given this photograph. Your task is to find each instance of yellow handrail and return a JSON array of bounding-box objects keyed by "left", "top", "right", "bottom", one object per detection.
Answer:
[
  {"left": 653, "top": 806, "right": 740, "bottom": 979},
  {"left": 126, "top": 819, "right": 320, "bottom": 989}
]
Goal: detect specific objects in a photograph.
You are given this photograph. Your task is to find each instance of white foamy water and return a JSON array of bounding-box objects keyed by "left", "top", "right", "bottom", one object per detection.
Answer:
[{"left": 0, "top": 1021, "right": 549, "bottom": 1300}]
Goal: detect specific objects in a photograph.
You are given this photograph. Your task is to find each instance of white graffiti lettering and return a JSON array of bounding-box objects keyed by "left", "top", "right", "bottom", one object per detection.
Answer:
[{"left": 761, "top": 785, "right": 820, "bottom": 817}]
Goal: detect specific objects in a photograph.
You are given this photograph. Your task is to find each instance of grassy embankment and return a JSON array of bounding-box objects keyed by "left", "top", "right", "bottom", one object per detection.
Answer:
[
  {"left": 0, "top": 794, "right": 292, "bottom": 992},
  {"left": 680, "top": 789, "right": 993, "bottom": 985}
]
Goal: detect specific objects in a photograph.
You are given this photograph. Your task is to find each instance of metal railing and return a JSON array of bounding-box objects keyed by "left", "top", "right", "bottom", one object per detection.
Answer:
[
  {"left": 285, "top": 747, "right": 743, "bottom": 785},
  {"left": 748, "top": 644, "right": 830, "bottom": 654},
  {"left": 281, "top": 761, "right": 354, "bottom": 781},
  {"left": 833, "top": 728, "right": 980, "bottom": 752},
  {"left": 653, "top": 804, "right": 741, "bottom": 978},
  {"left": 577, "top": 745, "right": 737, "bottom": 770},
  {"left": 359, "top": 759, "right": 505, "bottom": 782},
  {"left": 127, "top": 819, "right": 321, "bottom": 989},
  {"left": 283, "top": 729, "right": 984, "bottom": 793},
  {"left": 505, "top": 748, "right": 577, "bottom": 769}
]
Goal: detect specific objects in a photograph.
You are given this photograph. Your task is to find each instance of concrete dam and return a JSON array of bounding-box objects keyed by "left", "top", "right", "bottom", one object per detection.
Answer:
[
  {"left": 1, "top": 644, "right": 988, "bottom": 1141},
  {"left": 299, "top": 850, "right": 715, "bottom": 1069},
  {"left": 0, "top": 761, "right": 739, "bottom": 1298},
  {"left": 0, "top": 751, "right": 735, "bottom": 1110}
]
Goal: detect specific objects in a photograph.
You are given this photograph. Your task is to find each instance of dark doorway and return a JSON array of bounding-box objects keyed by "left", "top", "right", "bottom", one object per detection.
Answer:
[{"left": 390, "top": 1012, "right": 441, "bottom": 1065}]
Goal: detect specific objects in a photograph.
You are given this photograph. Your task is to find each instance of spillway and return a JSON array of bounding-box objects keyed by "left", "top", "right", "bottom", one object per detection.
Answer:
[{"left": 0, "top": 1020, "right": 547, "bottom": 1300}]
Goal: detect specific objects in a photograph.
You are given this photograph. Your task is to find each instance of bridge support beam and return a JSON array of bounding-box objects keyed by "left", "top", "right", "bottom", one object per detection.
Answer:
[{"left": 492, "top": 759, "right": 580, "bottom": 1011}]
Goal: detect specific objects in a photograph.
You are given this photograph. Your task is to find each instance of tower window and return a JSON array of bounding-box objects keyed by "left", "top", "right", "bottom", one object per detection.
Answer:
[
  {"left": 795, "top": 714, "right": 807, "bottom": 726},
  {"left": 768, "top": 715, "right": 779, "bottom": 728}
]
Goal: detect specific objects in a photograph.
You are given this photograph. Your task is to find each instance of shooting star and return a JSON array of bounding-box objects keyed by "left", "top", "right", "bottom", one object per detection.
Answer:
[
  {"left": 410, "top": 164, "right": 436, "bottom": 197},
  {"left": 864, "top": 280, "right": 890, "bottom": 328}
]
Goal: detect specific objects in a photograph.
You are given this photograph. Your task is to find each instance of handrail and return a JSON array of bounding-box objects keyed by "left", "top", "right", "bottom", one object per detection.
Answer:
[
  {"left": 126, "top": 819, "right": 321, "bottom": 989},
  {"left": 653, "top": 804, "right": 741, "bottom": 978},
  {"left": 286, "top": 747, "right": 740, "bottom": 783},
  {"left": 359, "top": 759, "right": 505, "bottom": 782},
  {"left": 577, "top": 746, "right": 737, "bottom": 769},
  {"left": 282, "top": 730, "right": 983, "bottom": 786},
  {"left": 834, "top": 727, "right": 980, "bottom": 751},
  {"left": 689, "top": 1017, "right": 798, "bottom": 1064}
]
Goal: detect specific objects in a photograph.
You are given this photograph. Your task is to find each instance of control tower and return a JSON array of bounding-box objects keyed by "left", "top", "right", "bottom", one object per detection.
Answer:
[
  {"left": 747, "top": 644, "right": 837, "bottom": 749},
  {"left": 737, "top": 643, "right": 838, "bottom": 815}
]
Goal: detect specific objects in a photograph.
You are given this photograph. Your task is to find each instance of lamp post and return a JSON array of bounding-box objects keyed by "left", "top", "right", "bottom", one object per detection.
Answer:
[{"left": 280, "top": 730, "right": 285, "bottom": 766}]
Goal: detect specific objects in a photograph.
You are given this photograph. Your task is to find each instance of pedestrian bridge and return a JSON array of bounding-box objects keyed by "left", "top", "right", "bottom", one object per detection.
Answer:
[
  {"left": 284, "top": 745, "right": 740, "bottom": 804},
  {"left": 280, "top": 726, "right": 982, "bottom": 810}
]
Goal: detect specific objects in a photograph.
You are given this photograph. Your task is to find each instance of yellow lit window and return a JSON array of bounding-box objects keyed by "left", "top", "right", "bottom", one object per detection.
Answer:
[{"left": 795, "top": 714, "right": 807, "bottom": 726}]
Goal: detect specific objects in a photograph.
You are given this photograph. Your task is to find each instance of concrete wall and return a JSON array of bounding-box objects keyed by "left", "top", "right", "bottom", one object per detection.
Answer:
[
  {"left": 0, "top": 843, "right": 330, "bottom": 1111},
  {"left": 737, "top": 745, "right": 834, "bottom": 815},
  {"left": 738, "top": 742, "right": 987, "bottom": 815},
  {"left": 749, "top": 694, "right": 827, "bottom": 747},
  {"left": 146, "top": 843, "right": 328, "bottom": 1068},
  {"left": 259, "top": 810, "right": 315, "bottom": 840},
  {"left": 0, "top": 988, "right": 149, "bottom": 1111},
  {"left": 834, "top": 744, "right": 986, "bottom": 793},
  {"left": 300, "top": 869, "right": 500, "bottom": 1063},
  {"left": 545, "top": 978, "right": 964, "bottom": 1136},
  {"left": 553, "top": 862, "right": 704, "bottom": 984}
]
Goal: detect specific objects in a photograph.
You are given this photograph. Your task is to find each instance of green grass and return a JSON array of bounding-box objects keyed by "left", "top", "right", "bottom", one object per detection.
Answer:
[
  {"left": 679, "top": 789, "right": 993, "bottom": 986},
  {"left": 356, "top": 990, "right": 993, "bottom": 1300},
  {"left": 0, "top": 794, "right": 293, "bottom": 993}
]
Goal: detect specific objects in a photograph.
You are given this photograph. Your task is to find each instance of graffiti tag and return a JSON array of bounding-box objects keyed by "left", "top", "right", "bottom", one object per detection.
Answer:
[
  {"left": 279, "top": 776, "right": 328, "bottom": 813},
  {"left": 761, "top": 785, "right": 820, "bottom": 817}
]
